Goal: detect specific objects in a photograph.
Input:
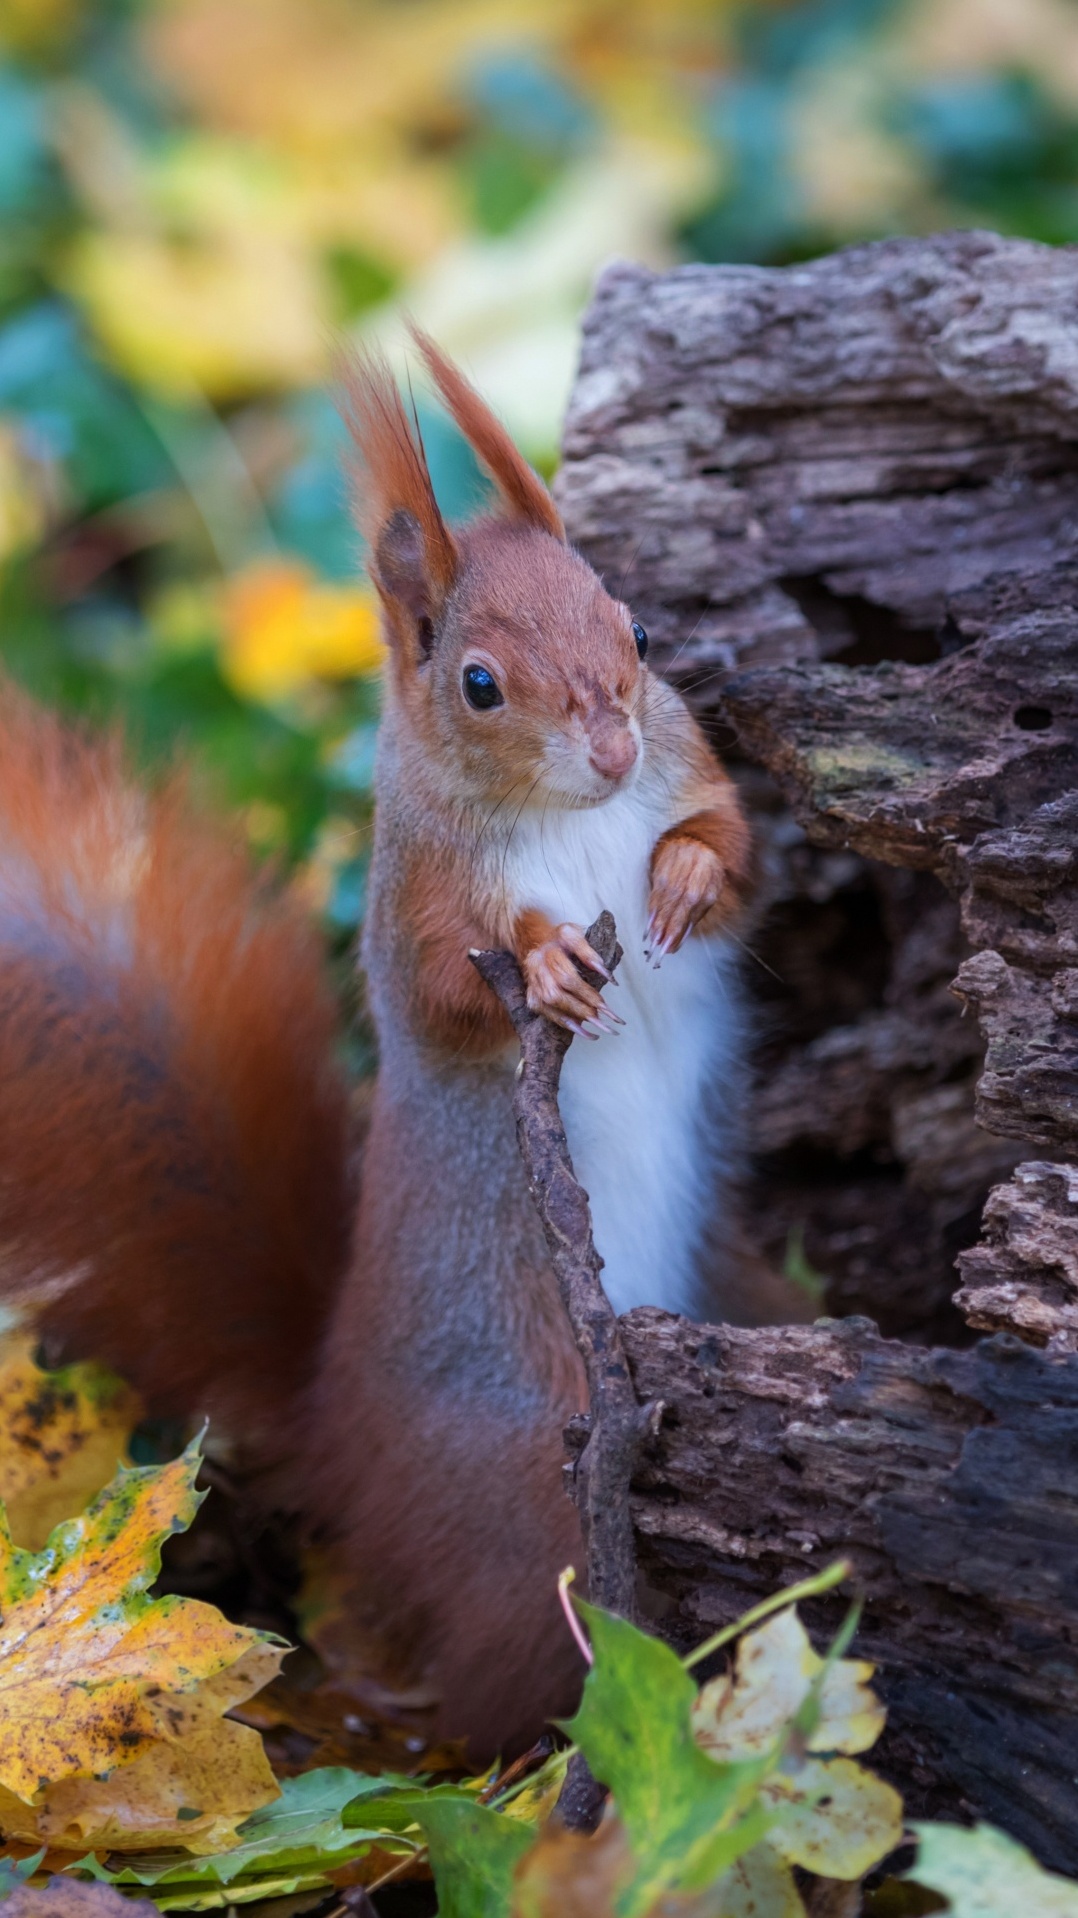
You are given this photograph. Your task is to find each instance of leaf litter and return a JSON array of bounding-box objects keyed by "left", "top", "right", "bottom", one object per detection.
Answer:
[{"left": 0, "top": 1367, "right": 1074, "bottom": 1916}]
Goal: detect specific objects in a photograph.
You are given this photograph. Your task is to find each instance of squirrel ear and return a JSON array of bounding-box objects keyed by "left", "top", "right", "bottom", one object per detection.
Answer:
[
  {"left": 408, "top": 324, "right": 565, "bottom": 541},
  {"left": 374, "top": 509, "right": 440, "bottom": 657},
  {"left": 341, "top": 350, "right": 458, "bottom": 668}
]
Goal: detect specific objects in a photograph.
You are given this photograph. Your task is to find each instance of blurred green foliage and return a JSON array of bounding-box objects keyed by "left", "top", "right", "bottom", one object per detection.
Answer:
[{"left": 1, "top": 0, "right": 1077, "bottom": 945}]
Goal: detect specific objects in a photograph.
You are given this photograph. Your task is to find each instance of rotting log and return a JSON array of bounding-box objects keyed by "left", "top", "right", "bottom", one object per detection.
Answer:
[
  {"left": 554, "top": 232, "right": 1078, "bottom": 1870},
  {"left": 558, "top": 228, "right": 1078, "bottom": 1335},
  {"left": 620, "top": 1305, "right": 1078, "bottom": 1874},
  {"left": 955, "top": 1160, "right": 1078, "bottom": 1351}
]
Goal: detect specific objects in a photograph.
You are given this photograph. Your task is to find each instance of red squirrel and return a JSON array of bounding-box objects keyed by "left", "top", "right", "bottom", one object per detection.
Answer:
[{"left": 0, "top": 330, "right": 755, "bottom": 1759}]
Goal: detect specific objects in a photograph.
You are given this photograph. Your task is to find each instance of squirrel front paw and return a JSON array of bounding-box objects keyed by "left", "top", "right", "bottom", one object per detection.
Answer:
[
  {"left": 646, "top": 837, "right": 727, "bottom": 966},
  {"left": 521, "top": 922, "right": 624, "bottom": 1040}
]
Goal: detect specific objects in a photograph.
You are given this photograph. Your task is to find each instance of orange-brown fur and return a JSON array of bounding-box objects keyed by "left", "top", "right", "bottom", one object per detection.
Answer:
[
  {"left": 0, "top": 687, "right": 353, "bottom": 1444},
  {"left": 411, "top": 329, "right": 565, "bottom": 541},
  {"left": 401, "top": 854, "right": 514, "bottom": 1057}
]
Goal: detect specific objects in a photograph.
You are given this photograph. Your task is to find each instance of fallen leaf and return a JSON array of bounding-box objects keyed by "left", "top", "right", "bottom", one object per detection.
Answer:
[
  {"left": 495, "top": 1750, "right": 569, "bottom": 1829},
  {"left": 0, "top": 1335, "right": 140, "bottom": 1551},
  {"left": 692, "top": 1609, "right": 885, "bottom": 1762},
  {"left": 232, "top": 1674, "right": 454, "bottom": 1780},
  {"left": 563, "top": 1602, "right": 778, "bottom": 1917},
  {"left": 512, "top": 1819, "right": 632, "bottom": 1918},
  {"left": 0, "top": 1439, "right": 283, "bottom": 1850},
  {"left": 359, "top": 1789, "right": 535, "bottom": 1918},
  {"left": 910, "top": 1821, "right": 1078, "bottom": 1916},
  {"left": 71, "top": 1768, "right": 418, "bottom": 1910},
  {"left": 714, "top": 1843, "right": 808, "bottom": 1917},
  {"left": 0, "top": 1853, "right": 45, "bottom": 1898},
  {"left": 763, "top": 1757, "right": 902, "bottom": 1880},
  {"left": 15, "top": 1645, "right": 285, "bottom": 1854},
  {"left": 692, "top": 1606, "right": 900, "bottom": 1897}
]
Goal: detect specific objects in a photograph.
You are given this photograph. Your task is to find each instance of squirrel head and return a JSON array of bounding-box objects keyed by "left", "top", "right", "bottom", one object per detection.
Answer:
[{"left": 344, "top": 327, "right": 647, "bottom": 809}]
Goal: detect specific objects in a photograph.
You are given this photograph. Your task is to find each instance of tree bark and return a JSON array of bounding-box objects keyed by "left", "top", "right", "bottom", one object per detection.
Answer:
[
  {"left": 619, "top": 1302, "right": 1078, "bottom": 1874},
  {"left": 556, "top": 231, "right": 1078, "bottom": 1871}
]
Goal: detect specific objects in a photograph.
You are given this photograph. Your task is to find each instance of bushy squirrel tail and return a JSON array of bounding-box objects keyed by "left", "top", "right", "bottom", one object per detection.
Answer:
[{"left": 0, "top": 682, "right": 354, "bottom": 1447}]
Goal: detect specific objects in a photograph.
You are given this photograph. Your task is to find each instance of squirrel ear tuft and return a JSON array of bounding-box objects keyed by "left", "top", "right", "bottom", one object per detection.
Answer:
[
  {"left": 408, "top": 324, "right": 565, "bottom": 541},
  {"left": 340, "top": 350, "right": 458, "bottom": 666}
]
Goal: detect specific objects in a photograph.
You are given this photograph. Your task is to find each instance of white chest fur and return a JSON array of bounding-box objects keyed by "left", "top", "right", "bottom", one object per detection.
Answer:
[{"left": 501, "top": 783, "right": 741, "bottom": 1318}]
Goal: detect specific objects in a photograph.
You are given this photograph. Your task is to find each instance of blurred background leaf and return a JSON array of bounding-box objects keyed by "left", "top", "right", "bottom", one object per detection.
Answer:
[{"left": 2, "top": 0, "right": 1078, "bottom": 963}]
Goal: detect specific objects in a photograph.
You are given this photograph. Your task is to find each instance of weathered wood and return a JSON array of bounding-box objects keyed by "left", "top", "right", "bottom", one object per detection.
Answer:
[
  {"left": 559, "top": 233, "right": 1078, "bottom": 683},
  {"left": 620, "top": 1304, "right": 1078, "bottom": 1873},
  {"left": 471, "top": 914, "right": 660, "bottom": 1833},
  {"left": 956, "top": 1160, "right": 1078, "bottom": 1350},
  {"left": 557, "top": 232, "right": 1078, "bottom": 1868},
  {"left": 469, "top": 915, "right": 658, "bottom": 1625},
  {"left": 558, "top": 233, "right": 1078, "bottom": 1312}
]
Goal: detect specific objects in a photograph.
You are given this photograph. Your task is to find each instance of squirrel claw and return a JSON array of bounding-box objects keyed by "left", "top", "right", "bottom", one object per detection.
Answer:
[
  {"left": 589, "top": 1008, "right": 623, "bottom": 1036},
  {"left": 522, "top": 924, "right": 620, "bottom": 1037}
]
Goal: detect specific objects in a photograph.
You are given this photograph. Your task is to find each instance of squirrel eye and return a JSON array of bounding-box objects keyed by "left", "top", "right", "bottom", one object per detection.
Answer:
[
  {"left": 631, "top": 620, "right": 649, "bottom": 660},
  {"left": 462, "top": 664, "right": 503, "bottom": 711}
]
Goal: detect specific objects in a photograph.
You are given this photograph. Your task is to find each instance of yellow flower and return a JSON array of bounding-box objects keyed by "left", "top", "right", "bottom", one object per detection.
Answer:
[{"left": 220, "top": 557, "right": 384, "bottom": 704}]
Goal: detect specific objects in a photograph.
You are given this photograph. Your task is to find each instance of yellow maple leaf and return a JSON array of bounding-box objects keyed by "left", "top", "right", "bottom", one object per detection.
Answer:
[
  {"left": 692, "top": 1608, "right": 901, "bottom": 1897},
  {"left": 692, "top": 1606, "right": 885, "bottom": 1760},
  {"left": 220, "top": 558, "right": 384, "bottom": 704},
  {"left": 0, "top": 1333, "right": 141, "bottom": 1552},
  {"left": 8, "top": 1645, "right": 284, "bottom": 1854},
  {"left": 0, "top": 1440, "right": 283, "bottom": 1850}
]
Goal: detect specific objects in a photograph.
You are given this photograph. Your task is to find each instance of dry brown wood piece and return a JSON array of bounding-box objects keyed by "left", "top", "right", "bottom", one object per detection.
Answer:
[
  {"left": 471, "top": 914, "right": 661, "bottom": 1835},
  {"left": 471, "top": 912, "right": 659, "bottom": 1626},
  {"left": 956, "top": 1160, "right": 1078, "bottom": 1349}
]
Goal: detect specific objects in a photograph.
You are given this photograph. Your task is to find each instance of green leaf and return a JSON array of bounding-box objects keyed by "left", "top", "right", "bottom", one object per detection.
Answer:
[
  {"left": 70, "top": 1769, "right": 415, "bottom": 1910},
  {"left": 563, "top": 1603, "right": 779, "bottom": 1916},
  {"left": 0, "top": 1851, "right": 45, "bottom": 1899},
  {"left": 910, "top": 1822, "right": 1078, "bottom": 1916},
  {"left": 341, "top": 1778, "right": 483, "bottom": 1833},
  {"left": 358, "top": 1788, "right": 535, "bottom": 1918}
]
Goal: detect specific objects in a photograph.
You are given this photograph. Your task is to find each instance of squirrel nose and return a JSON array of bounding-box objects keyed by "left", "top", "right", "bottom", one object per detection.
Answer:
[{"left": 587, "top": 719, "right": 638, "bottom": 781}]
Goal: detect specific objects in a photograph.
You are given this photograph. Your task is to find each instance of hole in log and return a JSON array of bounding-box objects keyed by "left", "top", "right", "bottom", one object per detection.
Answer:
[
  {"left": 741, "top": 849, "right": 1017, "bottom": 1345},
  {"left": 1013, "top": 704, "right": 1054, "bottom": 731},
  {"left": 779, "top": 575, "right": 972, "bottom": 666}
]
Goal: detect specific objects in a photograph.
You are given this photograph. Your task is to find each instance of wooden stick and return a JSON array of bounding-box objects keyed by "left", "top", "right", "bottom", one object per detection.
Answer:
[
  {"left": 470, "top": 913, "right": 661, "bottom": 1828},
  {"left": 471, "top": 912, "right": 659, "bottom": 1616}
]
